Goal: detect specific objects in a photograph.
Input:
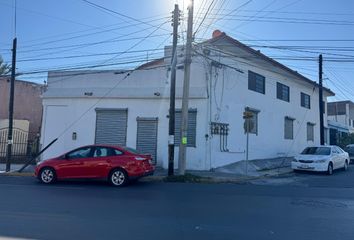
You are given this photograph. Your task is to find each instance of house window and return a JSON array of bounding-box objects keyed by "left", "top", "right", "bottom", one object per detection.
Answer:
[
  {"left": 244, "top": 107, "right": 259, "bottom": 135},
  {"left": 277, "top": 82, "right": 290, "bottom": 102},
  {"left": 174, "top": 109, "right": 197, "bottom": 147},
  {"left": 301, "top": 92, "right": 311, "bottom": 109},
  {"left": 307, "top": 123, "right": 315, "bottom": 141},
  {"left": 284, "top": 117, "right": 294, "bottom": 139},
  {"left": 248, "top": 71, "right": 265, "bottom": 94}
]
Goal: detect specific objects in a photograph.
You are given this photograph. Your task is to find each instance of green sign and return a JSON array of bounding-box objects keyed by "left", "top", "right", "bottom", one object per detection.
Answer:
[{"left": 182, "top": 137, "right": 188, "bottom": 145}]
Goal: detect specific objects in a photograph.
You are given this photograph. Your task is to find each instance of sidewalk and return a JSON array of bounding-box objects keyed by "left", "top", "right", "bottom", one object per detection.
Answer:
[
  {"left": 0, "top": 157, "right": 294, "bottom": 183},
  {"left": 0, "top": 163, "right": 35, "bottom": 174},
  {"left": 145, "top": 157, "right": 294, "bottom": 183}
]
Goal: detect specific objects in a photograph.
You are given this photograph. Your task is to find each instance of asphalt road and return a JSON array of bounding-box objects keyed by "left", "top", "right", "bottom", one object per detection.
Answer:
[{"left": 0, "top": 167, "right": 354, "bottom": 240}]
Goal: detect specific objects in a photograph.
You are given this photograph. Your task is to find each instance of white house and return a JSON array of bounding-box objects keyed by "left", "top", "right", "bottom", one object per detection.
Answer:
[{"left": 40, "top": 31, "right": 334, "bottom": 170}]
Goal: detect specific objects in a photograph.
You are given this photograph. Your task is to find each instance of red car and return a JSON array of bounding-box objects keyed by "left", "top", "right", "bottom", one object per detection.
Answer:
[{"left": 35, "top": 145, "right": 155, "bottom": 186}]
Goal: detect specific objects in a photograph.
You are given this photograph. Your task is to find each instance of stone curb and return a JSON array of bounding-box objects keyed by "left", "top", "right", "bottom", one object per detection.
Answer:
[
  {"left": 0, "top": 171, "right": 34, "bottom": 177},
  {"left": 142, "top": 168, "right": 293, "bottom": 184},
  {"left": 0, "top": 168, "right": 293, "bottom": 183}
]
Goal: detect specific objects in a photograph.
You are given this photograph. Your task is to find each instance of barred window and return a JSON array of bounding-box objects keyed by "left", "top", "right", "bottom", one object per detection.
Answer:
[
  {"left": 174, "top": 109, "right": 197, "bottom": 147},
  {"left": 248, "top": 71, "right": 265, "bottom": 94},
  {"left": 284, "top": 117, "right": 294, "bottom": 139}
]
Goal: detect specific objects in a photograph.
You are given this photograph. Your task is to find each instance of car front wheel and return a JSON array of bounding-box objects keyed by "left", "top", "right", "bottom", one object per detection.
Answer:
[
  {"left": 327, "top": 163, "right": 333, "bottom": 175},
  {"left": 343, "top": 160, "right": 349, "bottom": 171},
  {"left": 109, "top": 169, "right": 128, "bottom": 186},
  {"left": 39, "top": 167, "right": 56, "bottom": 184}
]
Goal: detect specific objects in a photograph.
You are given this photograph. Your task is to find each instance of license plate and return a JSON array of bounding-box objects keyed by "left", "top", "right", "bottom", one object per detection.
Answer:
[{"left": 300, "top": 164, "right": 310, "bottom": 169}]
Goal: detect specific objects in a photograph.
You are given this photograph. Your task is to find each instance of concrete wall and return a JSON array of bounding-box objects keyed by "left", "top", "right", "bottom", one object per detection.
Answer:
[
  {"left": 194, "top": 51, "right": 331, "bottom": 169},
  {"left": 0, "top": 78, "right": 43, "bottom": 138},
  {"left": 40, "top": 42, "right": 333, "bottom": 170}
]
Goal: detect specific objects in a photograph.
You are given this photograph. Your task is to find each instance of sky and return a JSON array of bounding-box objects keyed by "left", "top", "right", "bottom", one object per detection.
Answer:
[{"left": 0, "top": 0, "right": 354, "bottom": 102}]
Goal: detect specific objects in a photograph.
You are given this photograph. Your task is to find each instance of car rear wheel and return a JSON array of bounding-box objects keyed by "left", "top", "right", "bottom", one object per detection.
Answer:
[
  {"left": 327, "top": 163, "right": 333, "bottom": 175},
  {"left": 109, "top": 169, "right": 128, "bottom": 186},
  {"left": 343, "top": 160, "right": 349, "bottom": 171},
  {"left": 39, "top": 167, "right": 56, "bottom": 184}
]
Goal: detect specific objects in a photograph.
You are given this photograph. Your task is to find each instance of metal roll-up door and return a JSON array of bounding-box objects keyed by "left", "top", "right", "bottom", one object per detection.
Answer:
[
  {"left": 174, "top": 109, "right": 197, "bottom": 147},
  {"left": 136, "top": 117, "right": 158, "bottom": 164},
  {"left": 95, "top": 108, "right": 128, "bottom": 146}
]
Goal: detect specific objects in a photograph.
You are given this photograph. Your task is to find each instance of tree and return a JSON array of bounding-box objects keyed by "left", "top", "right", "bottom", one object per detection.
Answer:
[
  {"left": 0, "top": 55, "right": 11, "bottom": 75},
  {"left": 337, "top": 133, "right": 354, "bottom": 149}
]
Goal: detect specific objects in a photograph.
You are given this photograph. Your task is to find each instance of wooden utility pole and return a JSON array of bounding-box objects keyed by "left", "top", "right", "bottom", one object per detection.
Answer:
[
  {"left": 178, "top": 0, "right": 194, "bottom": 175},
  {"left": 168, "top": 4, "right": 180, "bottom": 176},
  {"left": 319, "top": 54, "right": 324, "bottom": 145},
  {"left": 6, "top": 37, "right": 17, "bottom": 172}
]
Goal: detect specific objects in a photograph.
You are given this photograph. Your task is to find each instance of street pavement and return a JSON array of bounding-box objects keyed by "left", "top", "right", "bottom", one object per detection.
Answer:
[{"left": 0, "top": 166, "right": 354, "bottom": 240}]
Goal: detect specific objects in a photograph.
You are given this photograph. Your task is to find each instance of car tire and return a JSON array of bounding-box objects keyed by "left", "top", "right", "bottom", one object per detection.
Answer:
[
  {"left": 39, "top": 167, "right": 56, "bottom": 184},
  {"left": 343, "top": 160, "right": 349, "bottom": 171},
  {"left": 109, "top": 168, "right": 128, "bottom": 187},
  {"left": 327, "top": 163, "right": 333, "bottom": 175}
]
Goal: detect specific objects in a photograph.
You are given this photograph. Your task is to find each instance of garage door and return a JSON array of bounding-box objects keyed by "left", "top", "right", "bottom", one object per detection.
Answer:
[
  {"left": 136, "top": 117, "right": 158, "bottom": 164},
  {"left": 95, "top": 108, "right": 128, "bottom": 146}
]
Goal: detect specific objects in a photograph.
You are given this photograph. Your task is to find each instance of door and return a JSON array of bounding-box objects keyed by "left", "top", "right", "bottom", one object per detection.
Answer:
[
  {"left": 335, "top": 146, "right": 347, "bottom": 168},
  {"left": 56, "top": 146, "right": 94, "bottom": 178},
  {"left": 95, "top": 109, "right": 128, "bottom": 146},
  {"left": 331, "top": 147, "right": 341, "bottom": 169},
  {"left": 84, "top": 146, "right": 119, "bottom": 178},
  {"left": 136, "top": 117, "right": 158, "bottom": 164}
]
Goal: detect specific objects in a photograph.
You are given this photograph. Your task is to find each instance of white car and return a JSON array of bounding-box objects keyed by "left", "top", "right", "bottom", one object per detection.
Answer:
[{"left": 292, "top": 146, "right": 349, "bottom": 175}]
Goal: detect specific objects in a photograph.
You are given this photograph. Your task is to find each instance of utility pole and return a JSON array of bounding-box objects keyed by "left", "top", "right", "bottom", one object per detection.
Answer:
[
  {"left": 319, "top": 54, "right": 324, "bottom": 145},
  {"left": 243, "top": 110, "right": 253, "bottom": 176},
  {"left": 168, "top": 4, "right": 180, "bottom": 176},
  {"left": 178, "top": 0, "right": 194, "bottom": 175},
  {"left": 6, "top": 37, "right": 17, "bottom": 172}
]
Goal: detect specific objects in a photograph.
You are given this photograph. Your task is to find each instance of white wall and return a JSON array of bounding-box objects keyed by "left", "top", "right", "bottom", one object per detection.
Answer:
[
  {"left": 193, "top": 51, "right": 331, "bottom": 169},
  {"left": 41, "top": 97, "right": 208, "bottom": 170},
  {"left": 41, "top": 43, "right": 333, "bottom": 170}
]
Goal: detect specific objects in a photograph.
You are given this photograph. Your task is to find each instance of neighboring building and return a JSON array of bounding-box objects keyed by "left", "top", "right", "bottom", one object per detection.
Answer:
[
  {"left": 40, "top": 31, "right": 334, "bottom": 170},
  {"left": 327, "top": 101, "right": 354, "bottom": 144},
  {"left": 0, "top": 77, "right": 44, "bottom": 138},
  {"left": 0, "top": 77, "right": 43, "bottom": 162}
]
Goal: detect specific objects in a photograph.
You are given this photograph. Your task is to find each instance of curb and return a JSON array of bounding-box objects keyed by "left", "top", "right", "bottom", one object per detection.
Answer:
[
  {"left": 0, "top": 171, "right": 34, "bottom": 177},
  {"left": 142, "top": 169, "right": 293, "bottom": 184}
]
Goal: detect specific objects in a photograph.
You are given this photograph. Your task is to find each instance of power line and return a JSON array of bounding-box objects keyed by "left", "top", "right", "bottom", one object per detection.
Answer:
[
  {"left": 15, "top": 17, "right": 170, "bottom": 50},
  {"left": 16, "top": 48, "right": 165, "bottom": 62},
  {"left": 15, "top": 33, "right": 170, "bottom": 54},
  {"left": 194, "top": 0, "right": 216, "bottom": 36},
  {"left": 81, "top": 0, "right": 170, "bottom": 32}
]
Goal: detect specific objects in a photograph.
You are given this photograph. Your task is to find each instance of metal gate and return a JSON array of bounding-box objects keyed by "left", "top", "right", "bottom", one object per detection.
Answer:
[
  {"left": 0, "top": 127, "right": 40, "bottom": 163},
  {"left": 95, "top": 108, "right": 128, "bottom": 146},
  {"left": 136, "top": 117, "right": 158, "bottom": 164}
]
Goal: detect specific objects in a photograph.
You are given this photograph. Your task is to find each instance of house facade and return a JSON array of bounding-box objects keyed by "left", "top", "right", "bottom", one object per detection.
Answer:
[
  {"left": 0, "top": 77, "right": 43, "bottom": 162},
  {"left": 327, "top": 101, "right": 354, "bottom": 144},
  {"left": 0, "top": 77, "right": 43, "bottom": 138},
  {"left": 40, "top": 31, "right": 334, "bottom": 170}
]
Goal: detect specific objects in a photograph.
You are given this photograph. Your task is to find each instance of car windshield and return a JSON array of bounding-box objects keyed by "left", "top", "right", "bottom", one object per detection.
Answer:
[{"left": 301, "top": 147, "right": 331, "bottom": 155}]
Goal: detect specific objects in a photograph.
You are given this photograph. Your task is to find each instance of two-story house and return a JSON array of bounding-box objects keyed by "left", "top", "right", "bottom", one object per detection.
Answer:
[
  {"left": 40, "top": 30, "right": 334, "bottom": 170},
  {"left": 327, "top": 100, "right": 354, "bottom": 144}
]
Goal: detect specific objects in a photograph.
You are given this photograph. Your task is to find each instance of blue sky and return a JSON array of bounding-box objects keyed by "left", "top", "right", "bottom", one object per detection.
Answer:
[{"left": 0, "top": 0, "right": 353, "bottom": 102}]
